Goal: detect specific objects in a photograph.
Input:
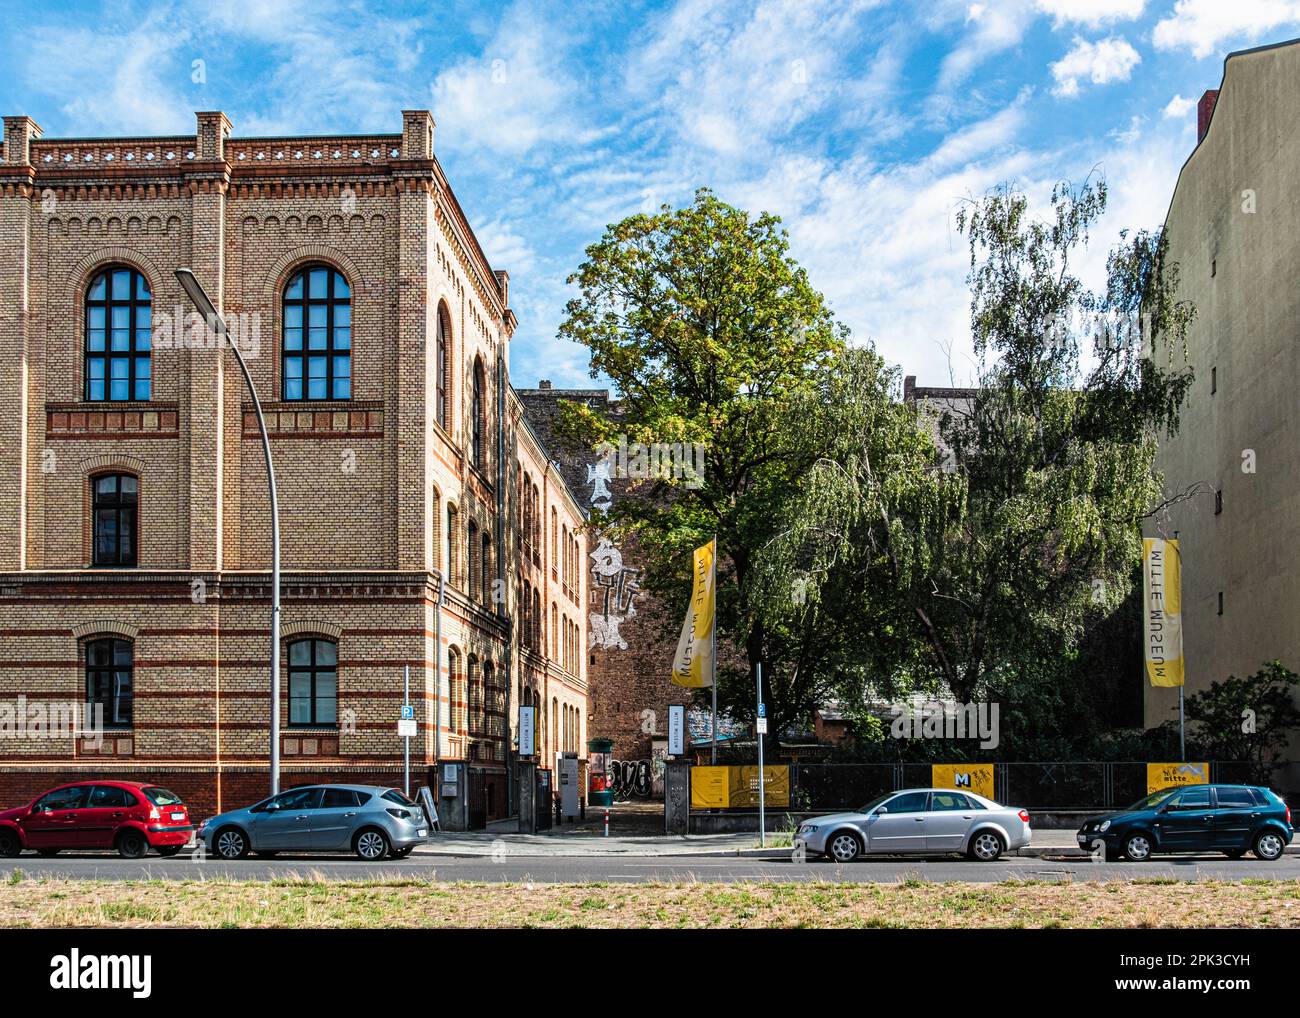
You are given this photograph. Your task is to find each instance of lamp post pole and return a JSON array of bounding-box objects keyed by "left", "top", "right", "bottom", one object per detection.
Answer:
[{"left": 175, "top": 268, "right": 281, "bottom": 795}]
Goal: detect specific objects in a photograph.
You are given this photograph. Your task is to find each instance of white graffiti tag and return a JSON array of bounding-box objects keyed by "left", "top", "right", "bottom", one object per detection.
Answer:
[{"left": 589, "top": 537, "right": 643, "bottom": 650}]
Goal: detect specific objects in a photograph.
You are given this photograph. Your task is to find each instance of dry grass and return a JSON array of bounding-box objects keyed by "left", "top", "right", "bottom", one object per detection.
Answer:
[{"left": 1, "top": 875, "right": 1299, "bottom": 928}]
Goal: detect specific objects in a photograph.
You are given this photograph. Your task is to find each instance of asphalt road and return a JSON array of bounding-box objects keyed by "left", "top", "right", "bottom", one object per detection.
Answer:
[{"left": 2, "top": 851, "right": 1298, "bottom": 882}]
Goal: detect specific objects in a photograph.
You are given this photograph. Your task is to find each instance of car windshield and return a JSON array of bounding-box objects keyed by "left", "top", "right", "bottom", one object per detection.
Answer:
[
  {"left": 1126, "top": 790, "right": 1174, "bottom": 811},
  {"left": 857, "top": 793, "right": 893, "bottom": 814},
  {"left": 142, "top": 786, "right": 183, "bottom": 806}
]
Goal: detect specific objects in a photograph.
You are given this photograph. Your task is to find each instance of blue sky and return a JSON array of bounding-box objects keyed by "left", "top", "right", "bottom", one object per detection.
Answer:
[{"left": 3, "top": 0, "right": 1298, "bottom": 390}]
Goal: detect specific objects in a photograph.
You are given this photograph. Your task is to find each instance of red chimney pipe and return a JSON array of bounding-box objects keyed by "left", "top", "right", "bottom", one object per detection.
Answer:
[{"left": 1197, "top": 89, "right": 1219, "bottom": 144}]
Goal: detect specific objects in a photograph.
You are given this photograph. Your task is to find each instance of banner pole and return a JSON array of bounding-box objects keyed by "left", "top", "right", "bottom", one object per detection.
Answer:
[
  {"left": 711, "top": 534, "right": 718, "bottom": 765},
  {"left": 757, "top": 661, "right": 765, "bottom": 847},
  {"left": 1179, "top": 686, "right": 1185, "bottom": 762}
]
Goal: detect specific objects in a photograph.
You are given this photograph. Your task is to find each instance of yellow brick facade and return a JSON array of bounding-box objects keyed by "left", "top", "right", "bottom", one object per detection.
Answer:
[{"left": 0, "top": 110, "right": 587, "bottom": 823}]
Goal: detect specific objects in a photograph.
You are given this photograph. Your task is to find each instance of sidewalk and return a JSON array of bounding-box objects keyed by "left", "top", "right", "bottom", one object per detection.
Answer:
[{"left": 414, "top": 822, "right": 1300, "bottom": 859}]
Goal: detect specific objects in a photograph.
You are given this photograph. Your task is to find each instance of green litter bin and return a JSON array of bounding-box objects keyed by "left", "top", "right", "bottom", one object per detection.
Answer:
[{"left": 587, "top": 737, "right": 614, "bottom": 807}]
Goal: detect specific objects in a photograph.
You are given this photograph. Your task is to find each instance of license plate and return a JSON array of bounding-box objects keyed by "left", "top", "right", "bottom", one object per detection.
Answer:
[
  {"left": 1077, "top": 835, "right": 1088, "bottom": 842},
  {"left": 170, "top": 812, "right": 185, "bottom": 821},
  {"left": 417, "top": 829, "right": 427, "bottom": 837}
]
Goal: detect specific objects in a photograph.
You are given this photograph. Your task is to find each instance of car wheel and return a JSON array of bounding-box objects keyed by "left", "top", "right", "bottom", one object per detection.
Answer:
[
  {"left": 116, "top": 830, "right": 147, "bottom": 859},
  {"left": 214, "top": 826, "right": 249, "bottom": 860},
  {"left": 156, "top": 845, "right": 183, "bottom": 857},
  {"left": 967, "top": 830, "right": 1005, "bottom": 862},
  {"left": 1223, "top": 848, "right": 1246, "bottom": 860},
  {"left": 826, "top": 830, "right": 862, "bottom": 863},
  {"left": 36, "top": 848, "right": 61, "bottom": 857},
  {"left": 0, "top": 829, "right": 20, "bottom": 858},
  {"left": 1122, "top": 832, "right": 1153, "bottom": 862},
  {"left": 390, "top": 846, "right": 413, "bottom": 859},
  {"left": 354, "top": 828, "right": 390, "bottom": 861},
  {"left": 1253, "top": 830, "right": 1285, "bottom": 861}
]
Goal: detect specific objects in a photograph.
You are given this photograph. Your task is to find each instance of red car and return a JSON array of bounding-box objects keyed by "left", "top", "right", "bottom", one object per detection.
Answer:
[{"left": 0, "top": 780, "right": 194, "bottom": 858}]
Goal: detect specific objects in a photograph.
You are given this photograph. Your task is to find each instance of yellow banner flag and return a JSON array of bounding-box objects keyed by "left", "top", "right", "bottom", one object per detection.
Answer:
[
  {"left": 671, "top": 539, "right": 715, "bottom": 687},
  {"left": 1143, "top": 537, "right": 1184, "bottom": 687}
]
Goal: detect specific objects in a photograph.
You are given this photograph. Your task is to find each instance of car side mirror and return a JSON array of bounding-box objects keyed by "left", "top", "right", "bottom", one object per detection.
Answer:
[
  {"left": 875, "top": 807, "right": 888, "bottom": 815},
  {"left": 266, "top": 803, "right": 280, "bottom": 811}
]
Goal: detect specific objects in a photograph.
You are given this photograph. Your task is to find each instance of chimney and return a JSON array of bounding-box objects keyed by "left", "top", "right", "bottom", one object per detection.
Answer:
[
  {"left": 1197, "top": 89, "right": 1219, "bottom": 144},
  {"left": 2, "top": 116, "right": 42, "bottom": 165},
  {"left": 401, "top": 110, "right": 435, "bottom": 159},
  {"left": 903, "top": 375, "right": 916, "bottom": 403},
  {"left": 539, "top": 380, "right": 552, "bottom": 390}
]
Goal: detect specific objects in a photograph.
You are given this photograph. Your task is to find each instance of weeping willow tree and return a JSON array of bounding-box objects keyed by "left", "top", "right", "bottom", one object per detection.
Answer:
[{"left": 756, "top": 178, "right": 1196, "bottom": 715}]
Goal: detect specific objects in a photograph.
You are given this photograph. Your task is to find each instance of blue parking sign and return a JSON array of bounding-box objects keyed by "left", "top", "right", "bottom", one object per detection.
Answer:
[{"left": 400, "top": 704, "right": 414, "bottom": 720}]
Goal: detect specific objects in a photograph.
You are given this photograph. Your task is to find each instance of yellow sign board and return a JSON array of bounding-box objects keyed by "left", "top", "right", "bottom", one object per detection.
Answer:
[
  {"left": 690, "top": 766, "right": 790, "bottom": 808},
  {"left": 931, "top": 763, "right": 995, "bottom": 800},
  {"left": 1146, "top": 762, "right": 1208, "bottom": 794}
]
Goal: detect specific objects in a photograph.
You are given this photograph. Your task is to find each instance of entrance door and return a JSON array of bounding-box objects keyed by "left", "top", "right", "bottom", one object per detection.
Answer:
[{"left": 865, "top": 791, "right": 929, "bottom": 852}]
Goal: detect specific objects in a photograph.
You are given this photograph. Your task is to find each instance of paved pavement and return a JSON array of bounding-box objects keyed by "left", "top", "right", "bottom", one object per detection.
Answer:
[{"left": 0, "top": 850, "right": 1296, "bottom": 882}]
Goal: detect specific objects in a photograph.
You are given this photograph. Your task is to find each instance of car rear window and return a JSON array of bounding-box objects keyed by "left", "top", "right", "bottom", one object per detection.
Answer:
[
  {"left": 1216, "top": 786, "right": 1255, "bottom": 807},
  {"left": 90, "top": 785, "right": 134, "bottom": 808},
  {"left": 356, "top": 791, "right": 373, "bottom": 805},
  {"left": 322, "top": 788, "right": 359, "bottom": 808},
  {"left": 381, "top": 789, "right": 417, "bottom": 807},
  {"left": 141, "top": 787, "right": 183, "bottom": 806}
]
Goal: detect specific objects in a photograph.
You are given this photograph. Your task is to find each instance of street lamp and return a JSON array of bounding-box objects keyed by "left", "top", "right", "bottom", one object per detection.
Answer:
[{"left": 175, "top": 268, "right": 282, "bottom": 795}]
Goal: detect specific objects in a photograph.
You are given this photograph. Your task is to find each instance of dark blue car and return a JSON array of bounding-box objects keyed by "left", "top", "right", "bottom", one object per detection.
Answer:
[{"left": 1076, "top": 784, "right": 1292, "bottom": 861}]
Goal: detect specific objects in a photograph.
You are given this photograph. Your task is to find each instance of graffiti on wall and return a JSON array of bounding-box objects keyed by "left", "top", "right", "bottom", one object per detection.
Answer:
[{"left": 589, "top": 536, "right": 644, "bottom": 650}]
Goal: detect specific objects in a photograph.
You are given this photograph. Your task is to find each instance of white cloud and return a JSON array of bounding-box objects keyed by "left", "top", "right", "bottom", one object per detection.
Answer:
[
  {"left": 1163, "top": 93, "right": 1198, "bottom": 118},
  {"left": 1050, "top": 36, "right": 1141, "bottom": 96},
  {"left": 431, "top": 7, "right": 581, "bottom": 157},
  {"left": 1035, "top": 0, "right": 1146, "bottom": 27},
  {"left": 1153, "top": 0, "right": 1300, "bottom": 59},
  {"left": 936, "top": 0, "right": 1038, "bottom": 89}
]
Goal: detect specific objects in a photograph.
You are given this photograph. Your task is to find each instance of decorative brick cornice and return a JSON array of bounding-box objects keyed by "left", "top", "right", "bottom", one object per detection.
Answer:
[{"left": 70, "top": 618, "right": 140, "bottom": 640}]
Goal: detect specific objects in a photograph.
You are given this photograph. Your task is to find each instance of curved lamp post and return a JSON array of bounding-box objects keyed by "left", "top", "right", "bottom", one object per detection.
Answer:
[{"left": 175, "top": 268, "right": 281, "bottom": 795}]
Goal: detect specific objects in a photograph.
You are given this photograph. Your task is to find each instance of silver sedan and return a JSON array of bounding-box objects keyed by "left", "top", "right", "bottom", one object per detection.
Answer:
[
  {"left": 794, "top": 788, "right": 1032, "bottom": 862},
  {"left": 197, "top": 784, "right": 431, "bottom": 860}
]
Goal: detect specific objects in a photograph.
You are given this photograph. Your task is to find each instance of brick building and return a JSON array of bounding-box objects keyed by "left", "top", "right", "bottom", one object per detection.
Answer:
[
  {"left": 515, "top": 383, "right": 690, "bottom": 792},
  {"left": 0, "top": 109, "right": 586, "bottom": 825}
]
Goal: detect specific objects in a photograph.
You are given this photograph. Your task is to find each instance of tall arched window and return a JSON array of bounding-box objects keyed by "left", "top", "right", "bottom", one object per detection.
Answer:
[
  {"left": 446, "top": 504, "right": 458, "bottom": 587},
  {"left": 431, "top": 487, "right": 442, "bottom": 575},
  {"left": 521, "top": 580, "right": 532, "bottom": 648},
  {"left": 482, "top": 530, "right": 492, "bottom": 604},
  {"left": 436, "top": 303, "right": 450, "bottom": 430},
  {"left": 287, "top": 638, "right": 338, "bottom": 726},
  {"left": 533, "top": 589, "right": 542, "bottom": 649},
  {"left": 470, "top": 358, "right": 484, "bottom": 468},
  {"left": 85, "top": 266, "right": 151, "bottom": 402},
  {"left": 447, "top": 648, "right": 463, "bottom": 734},
  {"left": 467, "top": 519, "right": 479, "bottom": 601},
  {"left": 468, "top": 655, "right": 482, "bottom": 737},
  {"left": 85, "top": 637, "right": 133, "bottom": 728},
  {"left": 283, "top": 264, "right": 351, "bottom": 400},
  {"left": 92, "top": 473, "right": 138, "bottom": 567}
]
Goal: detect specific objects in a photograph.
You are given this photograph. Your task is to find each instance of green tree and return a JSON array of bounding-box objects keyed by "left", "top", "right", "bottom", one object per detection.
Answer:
[
  {"left": 555, "top": 188, "right": 867, "bottom": 739},
  {"left": 1182, "top": 662, "right": 1300, "bottom": 783}
]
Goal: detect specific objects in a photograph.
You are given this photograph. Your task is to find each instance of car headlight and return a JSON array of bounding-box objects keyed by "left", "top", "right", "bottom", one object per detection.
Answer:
[
  {"left": 799, "top": 825, "right": 818, "bottom": 834},
  {"left": 1098, "top": 820, "right": 1111, "bottom": 832}
]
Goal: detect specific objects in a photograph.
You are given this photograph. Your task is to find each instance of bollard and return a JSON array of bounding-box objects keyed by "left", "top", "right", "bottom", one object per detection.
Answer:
[{"left": 603, "top": 808, "right": 609, "bottom": 837}]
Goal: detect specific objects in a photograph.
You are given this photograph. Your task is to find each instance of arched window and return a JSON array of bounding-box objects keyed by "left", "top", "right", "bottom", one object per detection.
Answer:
[
  {"left": 448, "top": 648, "right": 463, "bottom": 734},
  {"left": 446, "top": 504, "right": 458, "bottom": 586},
  {"left": 482, "top": 530, "right": 492, "bottom": 604},
  {"left": 467, "top": 519, "right": 479, "bottom": 600},
  {"left": 287, "top": 638, "right": 338, "bottom": 726},
  {"left": 85, "top": 266, "right": 151, "bottom": 402},
  {"left": 470, "top": 358, "right": 485, "bottom": 468},
  {"left": 283, "top": 264, "right": 351, "bottom": 400},
  {"left": 85, "top": 637, "right": 132, "bottom": 728},
  {"left": 436, "top": 303, "right": 450, "bottom": 430},
  {"left": 551, "top": 603, "right": 558, "bottom": 659},
  {"left": 468, "top": 654, "right": 482, "bottom": 737},
  {"left": 92, "top": 473, "right": 138, "bottom": 567},
  {"left": 551, "top": 508, "right": 557, "bottom": 570}
]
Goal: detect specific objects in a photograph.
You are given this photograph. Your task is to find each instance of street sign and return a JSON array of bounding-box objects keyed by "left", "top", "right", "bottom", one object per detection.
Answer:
[
  {"left": 519, "top": 704, "right": 537, "bottom": 757},
  {"left": 756, "top": 717, "right": 768, "bottom": 734},
  {"left": 398, "top": 718, "right": 417, "bottom": 737},
  {"left": 400, "top": 704, "right": 414, "bottom": 720},
  {"left": 757, "top": 702, "right": 766, "bottom": 718},
  {"left": 668, "top": 704, "right": 686, "bottom": 756}
]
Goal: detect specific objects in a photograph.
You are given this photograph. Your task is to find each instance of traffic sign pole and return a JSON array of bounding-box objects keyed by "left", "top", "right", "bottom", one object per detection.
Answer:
[{"left": 403, "top": 665, "right": 410, "bottom": 796}]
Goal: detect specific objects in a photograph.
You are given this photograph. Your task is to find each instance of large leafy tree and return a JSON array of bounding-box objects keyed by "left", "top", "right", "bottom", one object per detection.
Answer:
[
  {"left": 900, "top": 179, "right": 1196, "bottom": 703},
  {"left": 555, "top": 189, "right": 861, "bottom": 738}
]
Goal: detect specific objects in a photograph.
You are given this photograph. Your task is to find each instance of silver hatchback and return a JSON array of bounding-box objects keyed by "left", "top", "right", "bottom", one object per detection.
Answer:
[
  {"left": 197, "top": 784, "right": 431, "bottom": 861},
  {"left": 794, "top": 788, "right": 1032, "bottom": 862}
]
